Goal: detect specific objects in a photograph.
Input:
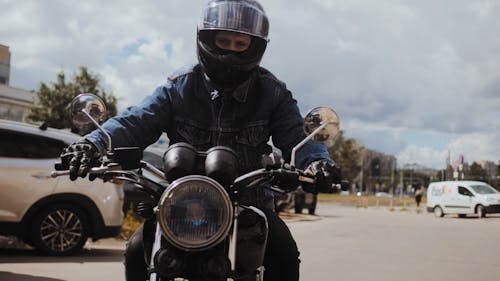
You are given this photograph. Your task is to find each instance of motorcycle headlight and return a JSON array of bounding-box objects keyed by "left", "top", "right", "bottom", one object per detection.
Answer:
[{"left": 159, "top": 175, "right": 233, "bottom": 251}]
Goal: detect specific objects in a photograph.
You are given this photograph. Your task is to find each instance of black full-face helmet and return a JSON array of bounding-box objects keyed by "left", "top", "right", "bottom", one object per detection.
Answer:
[{"left": 197, "top": 0, "right": 270, "bottom": 88}]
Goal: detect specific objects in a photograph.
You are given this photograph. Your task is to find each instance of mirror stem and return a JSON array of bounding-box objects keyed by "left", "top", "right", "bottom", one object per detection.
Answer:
[
  {"left": 82, "top": 109, "right": 113, "bottom": 152},
  {"left": 291, "top": 121, "right": 334, "bottom": 168}
]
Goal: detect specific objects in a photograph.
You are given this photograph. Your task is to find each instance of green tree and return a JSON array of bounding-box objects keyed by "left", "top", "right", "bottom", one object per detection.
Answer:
[
  {"left": 468, "top": 161, "right": 488, "bottom": 181},
  {"left": 493, "top": 161, "right": 500, "bottom": 189},
  {"left": 328, "top": 130, "right": 363, "bottom": 183},
  {"left": 28, "top": 66, "right": 118, "bottom": 135}
]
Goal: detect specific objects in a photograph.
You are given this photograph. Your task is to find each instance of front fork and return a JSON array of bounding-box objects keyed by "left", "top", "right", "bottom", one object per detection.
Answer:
[{"left": 149, "top": 223, "right": 163, "bottom": 281}]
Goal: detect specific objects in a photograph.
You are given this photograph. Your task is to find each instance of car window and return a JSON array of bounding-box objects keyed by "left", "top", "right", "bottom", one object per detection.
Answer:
[
  {"left": 0, "top": 129, "right": 67, "bottom": 159},
  {"left": 470, "top": 184, "right": 498, "bottom": 194},
  {"left": 458, "top": 186, "right": 473, "bottom": 196}
]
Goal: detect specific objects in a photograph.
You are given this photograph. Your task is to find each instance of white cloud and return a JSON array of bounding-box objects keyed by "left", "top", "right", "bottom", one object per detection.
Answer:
[
  {"left": 1, "top": 0, "right": 499, "bottom": 168},
  {"left": 447, "top": 133, "right": 500, "bottom": 164},
  {"left": 397, "top": 145, "right": 447, "bottom": 169},
  {"left": 397, "top": 133, "right": 500, "bottom": 168}
]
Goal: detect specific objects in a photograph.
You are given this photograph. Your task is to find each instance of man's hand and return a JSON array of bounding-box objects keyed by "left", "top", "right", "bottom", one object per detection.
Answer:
[
  {"left": 60, "top": 140, "right": 101, "bottom": 181},
  {"left": 305, "top": 159, "right": 341, "bottom": 193}
]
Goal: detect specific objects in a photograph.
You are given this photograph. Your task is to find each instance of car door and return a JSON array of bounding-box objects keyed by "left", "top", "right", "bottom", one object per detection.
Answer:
[
  {"left": 455, "top": 186, "right": 474, "bottom": 214},
  {"left": 0, "top": 129, "right": 68, "bottom": 222}
]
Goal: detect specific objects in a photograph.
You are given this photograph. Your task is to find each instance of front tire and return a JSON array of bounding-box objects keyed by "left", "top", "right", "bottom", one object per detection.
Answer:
[
  {"left": 433, "top": 206, "right": 444, "bottom": 218},
  {"left": 31, "top": 204, "right": 89, "bottom": 256},
  {"left": 477, "top": 205, "right": 486, "bottom": 218}
]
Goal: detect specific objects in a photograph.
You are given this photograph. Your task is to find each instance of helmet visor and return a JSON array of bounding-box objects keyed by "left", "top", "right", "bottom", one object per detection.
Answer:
[{"left": 200, "top": 1, "right": 269, "bottom": 41}]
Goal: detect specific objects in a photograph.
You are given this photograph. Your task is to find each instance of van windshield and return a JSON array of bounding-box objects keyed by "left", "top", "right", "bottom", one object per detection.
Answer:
[{"left": 470, "top": 184, "right": 499, "bottom": 194}]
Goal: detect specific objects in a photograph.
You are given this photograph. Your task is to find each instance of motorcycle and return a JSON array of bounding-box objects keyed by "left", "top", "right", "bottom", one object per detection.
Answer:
[{"left": 52, "top": 93, "right": 340, "bottom": 281}]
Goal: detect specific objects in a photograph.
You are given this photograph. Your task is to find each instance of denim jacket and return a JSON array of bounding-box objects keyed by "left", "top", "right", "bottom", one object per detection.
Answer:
[{"left": 86, "top": 64, "right": 330, "bottom": 206}]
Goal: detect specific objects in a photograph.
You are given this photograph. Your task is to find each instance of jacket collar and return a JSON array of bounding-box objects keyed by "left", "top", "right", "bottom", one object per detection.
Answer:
[{"left": 200, "top": 71, "right": 254, "bottom": 103}]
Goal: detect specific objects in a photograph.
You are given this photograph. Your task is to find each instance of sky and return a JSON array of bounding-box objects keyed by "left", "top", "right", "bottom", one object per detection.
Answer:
[{"left": 1, "top": 0, "right": 499, "bottom": 169}]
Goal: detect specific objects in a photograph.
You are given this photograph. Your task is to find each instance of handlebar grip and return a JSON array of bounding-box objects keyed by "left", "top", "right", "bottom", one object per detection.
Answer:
[
  {"left": 299, "top": 175, "right": 315, "bottom": 184},
  {"left": 51, "top": 170, "right": 70, "bottom": 178}
]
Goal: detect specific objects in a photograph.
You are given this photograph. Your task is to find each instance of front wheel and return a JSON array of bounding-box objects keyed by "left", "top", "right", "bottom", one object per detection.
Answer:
[
  {"left": 31, "top": 204, "right": 89, "bottom": 255},
  {"left": 433, "top": 206, "right": 444, "bottom": 218},
  {"left": 477, "top": 205, "right": 486, "bottom": 218}
]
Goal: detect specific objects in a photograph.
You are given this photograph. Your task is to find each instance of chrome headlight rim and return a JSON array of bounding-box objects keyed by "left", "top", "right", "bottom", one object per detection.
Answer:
[{"left": 158, "top": 175, "right": 233, "bottom": 251}]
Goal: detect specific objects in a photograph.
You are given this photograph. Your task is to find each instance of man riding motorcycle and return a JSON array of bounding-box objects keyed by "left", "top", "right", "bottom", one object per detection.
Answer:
[{"left": 63, "top": 1, "right": 340, "bottom": 280}]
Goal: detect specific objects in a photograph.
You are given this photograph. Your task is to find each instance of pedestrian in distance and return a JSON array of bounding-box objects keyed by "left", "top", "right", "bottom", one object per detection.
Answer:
[{"left": 415, "top": 186, "right": 424, "bottom": 207}]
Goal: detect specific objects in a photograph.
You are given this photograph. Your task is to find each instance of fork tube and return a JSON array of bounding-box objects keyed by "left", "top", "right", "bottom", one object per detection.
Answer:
[
  {"left": 229, "top": 206, "right": 239, "bottom": 273},
  {"left": 149, "top": 222, "right": 163, "bottom": 281},
  {"left": 143, "top": 162, "right": 167, "bottom": 180}
]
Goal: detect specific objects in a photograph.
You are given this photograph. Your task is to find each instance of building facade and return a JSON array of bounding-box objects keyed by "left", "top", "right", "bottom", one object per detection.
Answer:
[
  {"left": 0, "top": 44, "right": 34, "bottom": 122},
  {"left": 0, "top": 44, "right": 10, "bottom": 85}
]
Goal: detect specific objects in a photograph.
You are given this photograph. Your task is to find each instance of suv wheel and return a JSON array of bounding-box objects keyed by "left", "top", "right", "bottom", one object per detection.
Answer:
[{"left": 31, "top": 204, "right": 89, "bottom": 255}]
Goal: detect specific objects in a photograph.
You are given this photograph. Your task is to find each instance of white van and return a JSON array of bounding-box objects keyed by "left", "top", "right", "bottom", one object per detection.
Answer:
[{"left": 426, "top": 181, "right": 500, "bottom": 218}]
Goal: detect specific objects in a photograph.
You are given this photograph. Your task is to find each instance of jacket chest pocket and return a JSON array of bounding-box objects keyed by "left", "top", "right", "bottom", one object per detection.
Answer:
[
  {"left": 235, "top": 123, "right": 269, "bottom": 147},
  {"left": 234, "top": 123, "right": 271, "bottom": 172},
  {"left": 175, "top": 120, "right": 212, "bottom": 149}
]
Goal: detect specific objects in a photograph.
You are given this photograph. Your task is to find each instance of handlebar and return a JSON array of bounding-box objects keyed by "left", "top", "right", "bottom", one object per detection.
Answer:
[
  {"left": 232, "top": 166, "right": 315, "bottom": 191},
  {"left": 52, "top": 158, "right": 317, "bottom": 193},
  {"left": 51, "top": 161, "right": 163, "bottom": 179}
]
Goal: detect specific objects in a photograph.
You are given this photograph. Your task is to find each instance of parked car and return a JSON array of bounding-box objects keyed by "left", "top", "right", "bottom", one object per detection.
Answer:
[
  {"left": 0, "top": 120, "right": 124, "bottom": 255},
  {"left": 427, "top": 181, "right": 500, "bottom": 218},
  {"left": 294, "top": 191, "right": 318, "bottom": 215}
]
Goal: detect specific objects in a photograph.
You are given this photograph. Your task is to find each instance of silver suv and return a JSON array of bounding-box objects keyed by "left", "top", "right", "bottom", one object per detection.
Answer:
[{"left": 0, "top": 120, "right": 123, "bottom": 255}]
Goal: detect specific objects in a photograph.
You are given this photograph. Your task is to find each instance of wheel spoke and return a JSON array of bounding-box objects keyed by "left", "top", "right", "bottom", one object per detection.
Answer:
[
  {"left": 68, "top": 218, "right": 82, "bottom": 230},
  {"left": 41, "top": 231, "right": 58, "bottom": 241},
  {"left": 65, "top": 231, "right": 82, "bottom": 238},
  {"left": 60, "top": 235, "right": 64, "bottom": 252},
  {"left": 63, "top": 213, "right": 75, "bottom": 228},
  {"left": 41, "top": 223, "right": 57, "bottom": 231},
  {"left": 56, "top": 210, "right": 66, "bottom": 222},
  {"left": 46, "top": 214, "right": 61, "bottom": 228}
]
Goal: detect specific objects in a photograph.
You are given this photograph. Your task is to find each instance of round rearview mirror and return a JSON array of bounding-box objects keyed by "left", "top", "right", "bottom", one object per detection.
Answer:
[
  {"left": 71, "top": 93, "right": 107, "bottom": 132},
  {"left": 303, "top": 107, "right": 340, "bottom": 147}
]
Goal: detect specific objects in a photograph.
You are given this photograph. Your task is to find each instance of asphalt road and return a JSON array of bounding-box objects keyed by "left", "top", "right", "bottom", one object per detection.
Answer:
[{"left": 1, "top": 204, "right": 500, "bottom": 281}]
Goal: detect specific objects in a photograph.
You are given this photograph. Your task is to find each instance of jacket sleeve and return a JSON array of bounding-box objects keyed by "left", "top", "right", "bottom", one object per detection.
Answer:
[
  {"left": 269, "top": 85, "right": 331, "bottom": 169},
  {"left": 84, "top": 82, "right": 172, "bottom": 154}
]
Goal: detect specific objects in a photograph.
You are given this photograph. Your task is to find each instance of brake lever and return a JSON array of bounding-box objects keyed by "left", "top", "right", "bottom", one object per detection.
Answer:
[{"left": 50, "top": 164, "right": 120, "bottom": 178}]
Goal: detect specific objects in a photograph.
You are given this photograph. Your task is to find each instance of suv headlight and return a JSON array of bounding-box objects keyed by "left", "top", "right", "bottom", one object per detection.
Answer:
[{"left": 158, "top": 175, "right": 233, "bottom": 251}]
